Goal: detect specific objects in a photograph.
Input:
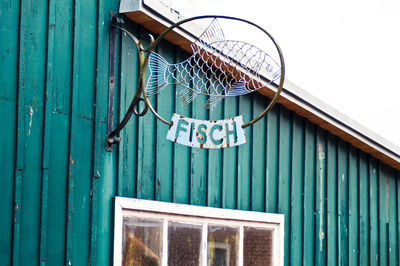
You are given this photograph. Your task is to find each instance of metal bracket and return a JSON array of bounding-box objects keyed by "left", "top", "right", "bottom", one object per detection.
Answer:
[{"left": 106, "top": 11, "right": 153, "bottom": 152}]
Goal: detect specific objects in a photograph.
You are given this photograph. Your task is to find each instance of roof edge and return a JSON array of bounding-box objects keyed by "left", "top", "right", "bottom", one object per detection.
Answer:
[
  {"left": 269, "top": 80, "right": 400, "bottom": 169},
  {"left": 119, "top": 0, "right": 400, "bottom": 171}
]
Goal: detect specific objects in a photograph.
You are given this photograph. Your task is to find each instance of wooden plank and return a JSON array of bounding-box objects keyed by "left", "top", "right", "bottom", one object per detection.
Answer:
[
  {"left": 173, "top": 50, "right": 192, "bottom": 204},
  {"left": 348, "top": 146, "right": 359, "bottom": 265},
  {"left": 66, "top": 0, "right": 97, "bottom": 264},
  {"left": 137, "top": 29, "right": 157, "bottom": 201},
  {"left": 37, "top": 2, "right": 74, "bottom": 263},
  {"left": 290, "top": 115, "right": 304, "bottom": 266},
  {"left": 369, "top": 157, "right": 379, "bottom": 265},
  {"left": 14, "top": 0, "right": 48, "bottom": 264},
  {"left": 397, "top": 172, "right": 400, "bottom": 266},
  {"left": 207, "top": 138, "right": 223, "bottom": 207},
  {"left": 0, "top": 0, "right": 20, "bottom": 264},
  {"left": 12, "top": 0, "right": 27, "bottom": 260},
  {"left": 189, "top": 66, "right": 208, "bottom": 206},
  {"left": 337, "top": 140, "right": 349, "bottom": 266},
  {"left": 155, "top": 40, "right": 175, "bottom": 202},
  {"left": 207, "top": 79, "right": 224, "bottom": 208},
  {"left": 237, "top": 95, "right": 252, "bottom": 210},
  {"left": 0, "top": 102, "right": 17, "bottom": 265},
  {"left": 67, "top": 119, "right": 95, "bottom": 265},
  {"left": 71, "top": 0, "right": 97, "bottom": 122},
  {"left": 387, "top": 168, "right": 398, "bottom": 266},
  {"left": 315, "top": 127, "right": 327, "bottom": 266},
  {"left": 118, "top": 22, "right": 140, "bottom": 197},
  {"left": 91, "top": 1, "right": 121, "bottom": 265},
  {"left": 251, "top": 95, "right": 267, "bottom": 212},
  {"left": 378, "top": 163, "right": 388, "bottom": 266},
  {"left": 222, "top": 97, "right": 238, "bottom": 209},
  {"left": 278, "top": 106, "right": 292, "bottom": 266},
  {"left": 50, "top": 0, "right": 74, "bottom": 116},
  {"left": 326, "top": 134, "right": 338, "bottom": 266},
  {"left": 265, "top": 105, "right": 279, "bottom": 213},
  {"left": 46, "top": 114, "right": 70, "bottom": 265},
  {"left": 358, "top": 152, "right": 370, "bottom": 265},
  {"left": 303, "top": 121, "right": 316, "bottom": 266},
  {"left": 0, "top": 0, "right": 19, "bottom": 105},
  {"left": 39, "top": 0, "right": 57, "bottom": 262}
]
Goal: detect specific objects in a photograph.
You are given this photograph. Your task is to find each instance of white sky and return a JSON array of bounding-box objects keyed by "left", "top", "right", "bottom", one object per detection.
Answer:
[{"left": 162, "top": 0, "right": 400, "bottom": 148}]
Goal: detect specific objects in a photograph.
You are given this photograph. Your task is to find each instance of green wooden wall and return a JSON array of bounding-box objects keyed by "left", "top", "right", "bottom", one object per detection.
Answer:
[{"left": 1, "top": 0, "right": 400, "bottom": 265}]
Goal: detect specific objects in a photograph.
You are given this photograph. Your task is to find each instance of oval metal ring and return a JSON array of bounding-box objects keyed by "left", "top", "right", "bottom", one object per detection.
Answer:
[
  {"left": 139, "top": 15, "right": 285, "bottom": 128},
  {"left": 139, "top": 33, "right": 155, "bottom": 52},
  {"left": 133, "top": 97, "right": 148, "bottom": 117}
]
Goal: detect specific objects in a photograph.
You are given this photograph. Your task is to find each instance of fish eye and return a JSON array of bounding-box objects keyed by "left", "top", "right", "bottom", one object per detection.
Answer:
[{"left": 265, "top": 64, "right": 273, "bottom": 72}]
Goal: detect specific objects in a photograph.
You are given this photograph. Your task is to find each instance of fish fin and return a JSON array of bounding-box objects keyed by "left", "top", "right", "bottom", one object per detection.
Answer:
[
  {"left": 190, "top": 18, "right": 226, "bottom": 53},
  {"left": 178, "top": 86, "right": 199, "bottom": 105},
  {"left": 205, "top": 95, "right": 225, "bottom": 110},
  {"left": 146, "top": 51, "right": 170, "bottom": 96},
  {"left": 226, "top": 80, "right": 249, "bottom": 96}
]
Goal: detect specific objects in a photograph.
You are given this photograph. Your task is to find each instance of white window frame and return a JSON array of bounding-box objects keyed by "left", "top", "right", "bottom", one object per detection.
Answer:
[{"left": 114, "top": 197, "right": 284, "bottom": 266}]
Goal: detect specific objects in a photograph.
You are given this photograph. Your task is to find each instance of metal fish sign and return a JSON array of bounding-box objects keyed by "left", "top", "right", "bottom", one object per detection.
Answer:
[{"left": 146, "top": 18, "right": 281, "bottom": 109}]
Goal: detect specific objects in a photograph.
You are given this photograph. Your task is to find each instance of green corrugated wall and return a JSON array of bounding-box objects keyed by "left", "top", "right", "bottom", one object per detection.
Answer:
[{"left": 1, "top": 0, "right": 400, "bottom": 265}]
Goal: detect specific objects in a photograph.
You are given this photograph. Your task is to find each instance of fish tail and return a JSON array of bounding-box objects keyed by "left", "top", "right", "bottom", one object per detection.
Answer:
[{"left": 146, "top": 52, "right": 170, "bottom": 96}]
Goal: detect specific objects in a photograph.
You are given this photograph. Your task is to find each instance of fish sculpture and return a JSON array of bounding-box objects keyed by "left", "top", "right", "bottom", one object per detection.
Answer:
[{"left": 146, "top": 18, "right": 281, "bottom": 109}]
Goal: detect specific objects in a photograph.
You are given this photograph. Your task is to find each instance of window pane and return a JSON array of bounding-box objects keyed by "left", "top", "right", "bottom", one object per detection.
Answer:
[
  {"left": 207, "top": 225, "right": 238, "bottom": 266},
  {"left": 122, "top": 217, "right": 163, "bottom": 266},
  {"left": 168, "top": 222, "right": 202, "bottom": 266},
  {"left": 243, "top": 227, "right": 273, "bottom": 266}
]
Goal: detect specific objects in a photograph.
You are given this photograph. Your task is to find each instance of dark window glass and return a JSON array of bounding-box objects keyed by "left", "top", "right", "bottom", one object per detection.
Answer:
[
  {"left": 168, "top": 222, "right": 202, "bottom": 266},
  {"left": 207, "top": 225, "right": 238, "bottom": 266},
  {"left": 122, "top": 217, "right": 163, "bottom": 266},
  {"left": 243, "top": 227, "right": 273, "bottom": 266}
]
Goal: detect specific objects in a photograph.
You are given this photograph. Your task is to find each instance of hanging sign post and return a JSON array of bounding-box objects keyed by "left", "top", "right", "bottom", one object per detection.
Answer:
[{"left": 106, "top": 14, "right": 285, "bottom": 151}]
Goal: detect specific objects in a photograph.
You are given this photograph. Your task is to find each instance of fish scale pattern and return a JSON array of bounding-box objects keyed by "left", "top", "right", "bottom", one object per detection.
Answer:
[{"left": 146, "top": 19, "right": 281, "bottom": 109}]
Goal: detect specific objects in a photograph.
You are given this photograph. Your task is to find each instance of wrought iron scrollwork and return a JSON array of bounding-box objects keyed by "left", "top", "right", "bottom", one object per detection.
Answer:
[{"left": 106, "top": 12, "right": 154, "bottom": 151}]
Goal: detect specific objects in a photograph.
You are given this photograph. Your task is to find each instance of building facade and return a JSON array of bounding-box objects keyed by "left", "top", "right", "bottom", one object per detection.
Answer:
[{"left": 1, "top": 0, "right": 400, "bottom": 265}]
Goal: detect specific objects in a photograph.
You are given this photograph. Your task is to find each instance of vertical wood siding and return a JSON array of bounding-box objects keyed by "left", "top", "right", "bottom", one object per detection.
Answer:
[{"left": 1, "top": 1, "right": 400, "bottom": 265}]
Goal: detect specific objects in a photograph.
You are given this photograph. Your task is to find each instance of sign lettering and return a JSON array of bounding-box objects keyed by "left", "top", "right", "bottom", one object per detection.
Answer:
[{"left": 167, "top": 113, "right": 246, "bottom": 149}]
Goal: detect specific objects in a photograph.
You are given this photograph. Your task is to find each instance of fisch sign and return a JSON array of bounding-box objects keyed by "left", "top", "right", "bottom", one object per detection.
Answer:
[
  {"left": 167, "top": 113, "right": 246, "bottom": 149},
  {"left": 106, "top": 15, "right": 284, "bottom": 151}
]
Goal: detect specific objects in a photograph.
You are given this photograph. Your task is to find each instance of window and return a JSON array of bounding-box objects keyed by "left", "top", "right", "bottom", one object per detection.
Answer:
[{"left": 114, "top": 197, "right": 284, "bottom": 266}]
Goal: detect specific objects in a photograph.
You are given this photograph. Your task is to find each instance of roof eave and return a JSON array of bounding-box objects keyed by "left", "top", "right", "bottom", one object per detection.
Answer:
[{"left": 119, "top": 0, "right": 400, "bottom": 171}]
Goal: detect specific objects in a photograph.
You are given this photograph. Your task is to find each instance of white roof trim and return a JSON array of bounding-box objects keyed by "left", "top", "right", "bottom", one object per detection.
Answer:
[
  {"left": 280, "top": 79, "right": 400, "bottom": 160},
  {"left": 119, "top": 0, "right": 400, "bottom": 171}
]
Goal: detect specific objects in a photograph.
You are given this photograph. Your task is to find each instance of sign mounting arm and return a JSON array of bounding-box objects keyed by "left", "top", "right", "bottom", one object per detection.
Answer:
[{"left": 106, "top": 12, "right": 154, "bottom": 152}]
